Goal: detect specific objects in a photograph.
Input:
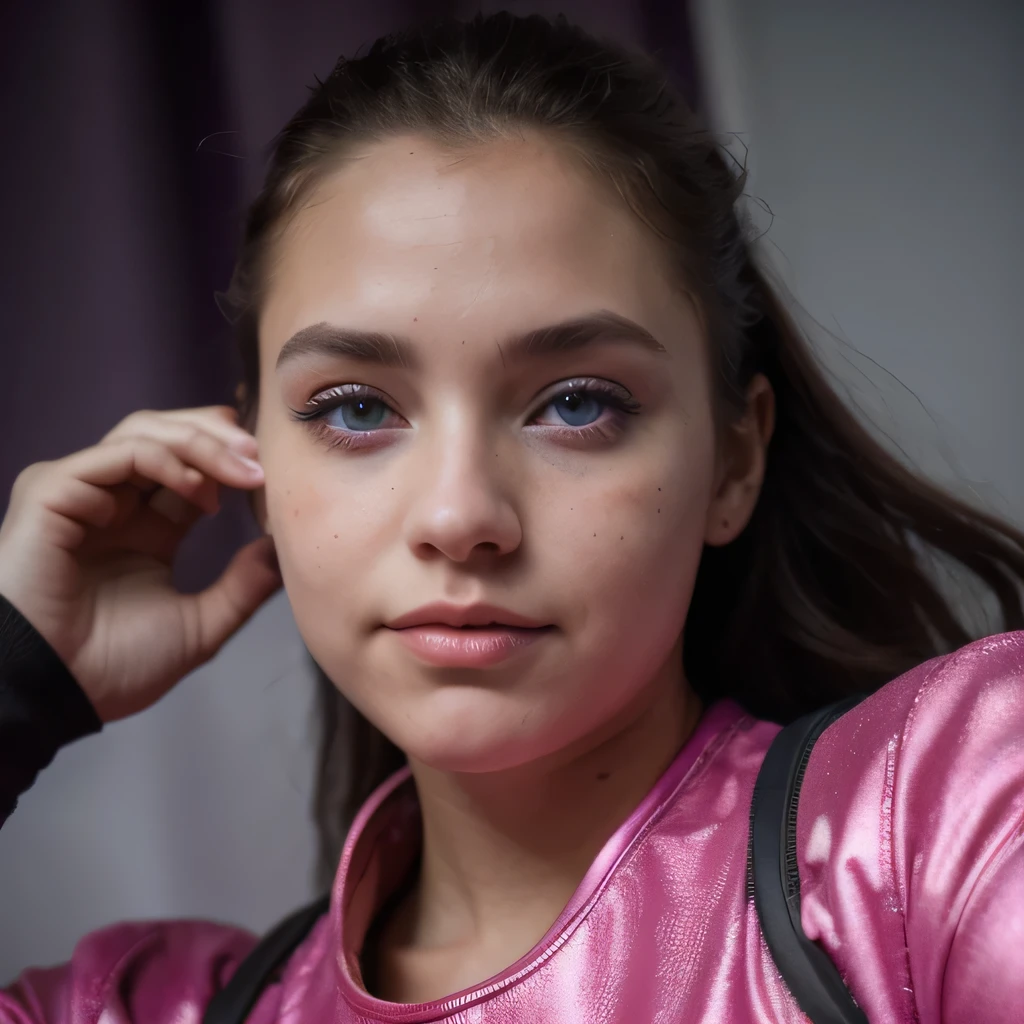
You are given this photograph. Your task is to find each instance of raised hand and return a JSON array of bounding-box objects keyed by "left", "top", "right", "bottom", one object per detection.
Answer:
[{"left": 0, "top": 406, "right": 281, "bottom": 722}]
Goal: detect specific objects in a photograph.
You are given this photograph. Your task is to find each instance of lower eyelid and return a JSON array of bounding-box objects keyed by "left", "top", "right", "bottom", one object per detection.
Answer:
[
  {"left": 306, "top": 419, "right": 402, "bottom": 452},
  {"left": 524, "top": 412, "right": 627, "bottom": 442}
]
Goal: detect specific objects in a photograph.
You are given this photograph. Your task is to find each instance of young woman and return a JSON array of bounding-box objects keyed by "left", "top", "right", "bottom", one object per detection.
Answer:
[{"left": 1, "top": 12, "right": 1021, "bottom": 1024}]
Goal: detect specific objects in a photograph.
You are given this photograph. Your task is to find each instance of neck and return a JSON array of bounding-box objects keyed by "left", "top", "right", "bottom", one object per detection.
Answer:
[{"left": 396, "top": 653, "right": 704, "bottom": 956}]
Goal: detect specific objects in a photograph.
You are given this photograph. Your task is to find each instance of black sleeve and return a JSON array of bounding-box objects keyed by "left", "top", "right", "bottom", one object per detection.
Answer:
[{"left": 0, "top": 592, "right": 102, "bottom": 825}]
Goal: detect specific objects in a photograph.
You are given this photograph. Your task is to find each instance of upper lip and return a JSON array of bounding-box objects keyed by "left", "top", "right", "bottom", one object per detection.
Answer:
[{"left": 386, "top": 602, "right": 551, "bottom": 630}]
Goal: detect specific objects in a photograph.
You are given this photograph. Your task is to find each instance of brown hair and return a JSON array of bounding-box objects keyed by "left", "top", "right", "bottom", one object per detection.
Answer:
[{"left": 223, "top": 12, "right": 1024, "bottom": 884}]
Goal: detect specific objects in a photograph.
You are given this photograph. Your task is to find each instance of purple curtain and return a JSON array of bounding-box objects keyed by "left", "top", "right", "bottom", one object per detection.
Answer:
[{"left": 1, "top": 0, "right": 698, "bottom": 591}]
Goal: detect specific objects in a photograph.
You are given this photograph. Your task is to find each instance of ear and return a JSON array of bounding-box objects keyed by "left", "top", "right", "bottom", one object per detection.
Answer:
[
  {"left": 704, "top": 374, "right": 775, "bottom": 546},
  {"left": 249, "top": 486, "right": 271, "bottom": 536},
  {"left": 236, "top": 381, "right": 270, "bottom": 536}
]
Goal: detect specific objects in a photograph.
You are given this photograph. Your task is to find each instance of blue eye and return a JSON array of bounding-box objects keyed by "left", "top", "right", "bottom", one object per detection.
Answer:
[
  {"left": 325, "top": 398, "right": 390, "bottom": 431},
  {"left": 551, "top": 390, "right": 603, "bottom": 427}
]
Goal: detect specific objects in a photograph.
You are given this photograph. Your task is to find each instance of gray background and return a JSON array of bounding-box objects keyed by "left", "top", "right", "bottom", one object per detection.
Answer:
[{"left": 693, "top": 0, "right": 1023, "bottom": 520}]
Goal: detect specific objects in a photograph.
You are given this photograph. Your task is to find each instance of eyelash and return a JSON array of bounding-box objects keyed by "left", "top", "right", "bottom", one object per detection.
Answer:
[{"left": 289, "top": 378, "right": 641, "bottom": 452}]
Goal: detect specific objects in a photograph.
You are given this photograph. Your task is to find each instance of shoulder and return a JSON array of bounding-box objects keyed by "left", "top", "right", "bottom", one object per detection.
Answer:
[
  {"left": 2, "top": 918, "right": 258, "bottom": 1023},
  {"left": 803, "top": 629, "right": 1024, "bottom": 834},
  {"left": 796, "top": 631, "right": 1024, "bottom": 1022}
]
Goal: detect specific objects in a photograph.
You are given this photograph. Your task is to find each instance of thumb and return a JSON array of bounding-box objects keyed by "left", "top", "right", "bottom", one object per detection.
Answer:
[{"left": 191, "top": 535, "right": 282, "bottom": 660}]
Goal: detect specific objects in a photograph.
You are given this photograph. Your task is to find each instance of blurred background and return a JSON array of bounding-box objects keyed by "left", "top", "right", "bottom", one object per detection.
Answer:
[{"left": 1, "top": 0, "right": 1021, "bottom": 979}]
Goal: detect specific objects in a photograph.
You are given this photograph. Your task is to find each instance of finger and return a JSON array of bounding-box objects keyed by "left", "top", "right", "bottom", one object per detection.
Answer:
[
  {"left": 146, "top": 486, "right": 207, "bottom": 527},
  {"left": 103, "top": 406, "right": 257, "bottom": 455},
  {"left": 102, "top": 424, "right": 262, "bottom": 505},
  {"left": 102, "top": 414, "right": 260, "bottom": 515},
  {"left": 149, "top": 406, "right": 259, "bottom": 453},
  {"left": 188, "top": 536, "right": 282, "bottom": 661},
  {"left": 67, "top": 435, "right": 264, "bottom": 511},
  {"left": 32, "top": 476, "right": 148, "bottom": 531},
  {"left": 131, "top": 473, "right": 219, "bottom": 521},
  {"left": 24, "top": 478, "right": 165, "bottom": 553},
  {"left": 92, "top": 500, "right": 205, "bottom": 565},
  {"left": 41, "top": 439, "right": 211, "bottom": 519},
  {"left": 100, "top": 481, "right": 151, "bottom": 526}
]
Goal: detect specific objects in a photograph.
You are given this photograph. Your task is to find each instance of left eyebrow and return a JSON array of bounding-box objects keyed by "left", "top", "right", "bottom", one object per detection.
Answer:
[
  {"left": 498, "top": 310, "right": 668, "bottom": 363},
  {"left": 275, "top": 309, "right": 667, "bottom": 372}
]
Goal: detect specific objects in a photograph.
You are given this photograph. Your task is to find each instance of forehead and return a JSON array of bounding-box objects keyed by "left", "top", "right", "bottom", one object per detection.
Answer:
[{"left": 259, "top": 132, "right": 678, "bottom": 353}]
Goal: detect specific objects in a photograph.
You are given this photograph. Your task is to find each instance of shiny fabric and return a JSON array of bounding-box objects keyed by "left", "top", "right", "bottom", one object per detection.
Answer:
[{"left": 4, "top": 632, "right": 1023, "bottom": 1023}]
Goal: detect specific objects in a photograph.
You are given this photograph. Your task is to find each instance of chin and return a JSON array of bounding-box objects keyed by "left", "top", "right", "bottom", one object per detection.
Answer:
[{"left": 388, "top": 690, "right": 563, "bottom": 774}]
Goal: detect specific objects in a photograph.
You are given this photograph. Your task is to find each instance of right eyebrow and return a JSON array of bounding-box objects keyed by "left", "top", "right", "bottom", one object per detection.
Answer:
[{"left": 276, "top": 324, "right": 418, "bottom": 371}]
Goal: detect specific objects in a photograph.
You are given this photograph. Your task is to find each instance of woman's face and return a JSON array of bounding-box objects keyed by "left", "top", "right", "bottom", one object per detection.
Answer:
[{"left": 256, "top": 132, "right": 766, "bottom": 772}]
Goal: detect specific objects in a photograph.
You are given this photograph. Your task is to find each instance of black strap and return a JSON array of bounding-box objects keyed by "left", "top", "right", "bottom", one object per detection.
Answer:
[
  {"left": 202, "top": 893, "right": 330, "bottom": 1024},
  {"left": 749, "top": 696, "right": 869, "bottom": 1024}
]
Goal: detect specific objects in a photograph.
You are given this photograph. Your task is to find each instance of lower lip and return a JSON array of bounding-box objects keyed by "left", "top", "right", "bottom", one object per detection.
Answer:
[{"left": 387, "top": 625, "right": 553, "bottom": 668}]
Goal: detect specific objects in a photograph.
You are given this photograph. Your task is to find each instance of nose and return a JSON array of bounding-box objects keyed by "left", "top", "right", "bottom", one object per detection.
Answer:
[{"left": 403, "top": 427, "right": 523, "bottom": 564}]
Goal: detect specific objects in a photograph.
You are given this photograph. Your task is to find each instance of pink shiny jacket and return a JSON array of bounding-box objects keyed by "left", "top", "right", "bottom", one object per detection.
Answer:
[{"left": 4, "top": 632, "right": 1023, "bottom": 1023}]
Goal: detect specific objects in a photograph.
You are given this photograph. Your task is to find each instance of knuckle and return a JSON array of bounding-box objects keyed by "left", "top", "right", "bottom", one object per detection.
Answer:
[
  {"left": 12, "top": 461, "right": 46, "bottom": 493},
  {"left": 122, "top": 434, "right": 162, "bottom": 465},
  {"left": 182, "top": 424, "right": 205, "bottom": 447},
  {"left": 112, "top": 434, "right": 144, "bottom": 456},
  {"left": 103, "top": 417, "right": 143, "bottom": 446},
  {"left": 187, "top": 426, "right": 223, "bottom": 457},
  {"left": 118, "top": 409, "right": 155, "bottom": 432}
]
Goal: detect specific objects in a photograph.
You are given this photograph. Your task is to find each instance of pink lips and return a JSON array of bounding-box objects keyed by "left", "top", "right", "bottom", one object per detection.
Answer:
[{"left": 384, "top": 602, "right": 554, "bottom": 668}]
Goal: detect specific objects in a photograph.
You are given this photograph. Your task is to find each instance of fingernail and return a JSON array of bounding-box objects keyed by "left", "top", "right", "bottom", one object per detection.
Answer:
[{"left": 233, "top": 453, "right": 264, "bottom": 474}]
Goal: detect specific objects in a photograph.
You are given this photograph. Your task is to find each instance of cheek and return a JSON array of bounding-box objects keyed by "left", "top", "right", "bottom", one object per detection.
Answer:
[
  {"left": 541, "top": 437, "right": 715, "bottom": 633},
  {"left": 262, "top": 457, "right": 395, "bottom": 626}
]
